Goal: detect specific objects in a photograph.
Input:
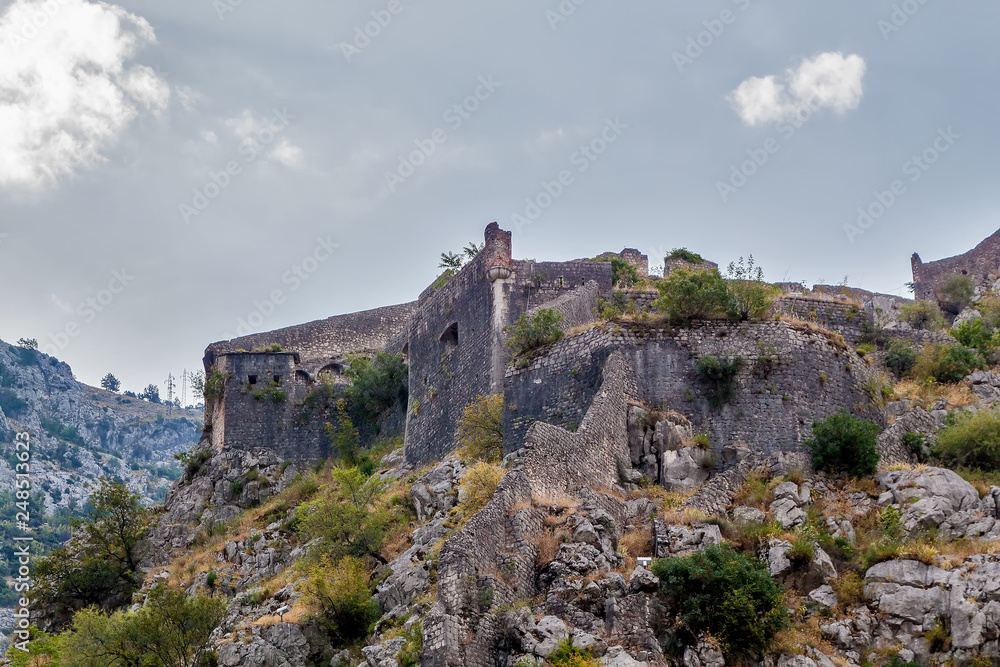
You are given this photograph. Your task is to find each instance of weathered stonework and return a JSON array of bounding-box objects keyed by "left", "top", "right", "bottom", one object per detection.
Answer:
[{"left": 912, "top": 228, "right": 1000, "bottom": 302}]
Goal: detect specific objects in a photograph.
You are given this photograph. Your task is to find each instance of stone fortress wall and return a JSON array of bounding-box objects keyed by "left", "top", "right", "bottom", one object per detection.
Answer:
[
  {"left": 503, "top": 320, "right": 885, "bottom": 471},
  {"left": 911, "top": 228, "right": 1000, "bottom": 302}
]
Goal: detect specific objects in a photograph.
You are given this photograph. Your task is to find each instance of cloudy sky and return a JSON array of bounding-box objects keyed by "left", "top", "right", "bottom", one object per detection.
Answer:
[{"left": 1, "top": 0, "right": 998, "bottom": 393}]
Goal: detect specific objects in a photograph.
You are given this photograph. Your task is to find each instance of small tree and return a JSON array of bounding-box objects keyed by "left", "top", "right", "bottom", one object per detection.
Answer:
[
  {"left": 884, "top": 340, "right": 918, "bottom": 377},
  {"left": 805, "top": 411, "right": 880, "bottom": 477},
  {"left": 653, "top": 268, "right": 729, "bottom": 324},
  {"left": 297, "top": 467, "right": 392, "bottom": 562},
  {"left": 940, "top": 275, "right": 975, "bottom": 315},
  {"left": 913, "top": 343, "right": 984, "bottom": 384},
  {"left": 936, "top": 409, "right": 1000, "bottom": 470},
  {"left": 343, "top": 352, "right": 409, "bottom": 429},
  {"left": 652, "top": 543, "right": 788, "bottom": 659},
  {"left": 899, "top": 300, "right": 946, "bottom": 331},
  {"left": 725, "top": 255, "right": 780, "bottom": 321},
  {"left": 301, "top": 556, "right": 378, "bottom": 644},
  {"left": 456, "top": 394, "right": 504, "bottom": 462},
  {"left": 439, "top": 252, "right": 463, "bottom": 270},
  {"left": 101, "top": 373, "right": 121, "bottom": 393},
  {"left": 140, "top": 384, "right": 161, "bottom": 404}
]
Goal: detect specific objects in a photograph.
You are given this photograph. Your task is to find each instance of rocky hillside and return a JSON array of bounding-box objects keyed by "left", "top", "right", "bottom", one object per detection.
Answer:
[{"left": 0, "top": 339, "right": 202, "bottom": 510}]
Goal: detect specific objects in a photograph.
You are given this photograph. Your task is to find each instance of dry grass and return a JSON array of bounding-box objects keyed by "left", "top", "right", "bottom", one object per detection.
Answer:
[
  {"left": 732, "top": 469, "right": 779, "bottom": 510},
  {"left": 531, "top": 490, "right": 581, "bottom": 510},
  {"left": 533, "top": 528, "right": 570, "bottom": 568},
  {"left": 245, "top": 603, "right": 309, "bottom": 628},
  {"left": 619, "top": 526, "right": 653, "bottom": 559},
  {"left": 662, "top": 507, "right": 711, "bottom": 526},
  {"left": 894, "top": 379, "right": 977, "bottom": 409},
  {"left": 772, "top": 619, "right": 842, "bottom": 663}
]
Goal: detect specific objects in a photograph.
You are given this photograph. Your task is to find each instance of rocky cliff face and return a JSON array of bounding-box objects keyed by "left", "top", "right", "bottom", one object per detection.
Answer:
[{"left": 0, "top": 340, "right": 202, "bottom": 510}]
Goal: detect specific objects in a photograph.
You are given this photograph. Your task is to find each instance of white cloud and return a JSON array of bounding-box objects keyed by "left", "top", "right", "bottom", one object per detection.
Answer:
[
  {"left": 270, "top": 138, "right": 304, "bottom": 168},
  {"left": 0, "top": 0, "right": 170, "bottom": 190},
  {"left": 728, "top": 52, "right": 866, "bottom": 126},
  {"left": 202, "top": 130, "right": 218, "bottom": 144}
]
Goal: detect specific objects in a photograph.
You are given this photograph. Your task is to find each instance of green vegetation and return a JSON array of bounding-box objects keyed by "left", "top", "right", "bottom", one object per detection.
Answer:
[
  {"left": 100, "top": 373, "right": 121, "bottom": 393},
  {"left": 651, "top": 543, "right": 788, "bottom": 659},
  {"left": 0, "top": 387, "right": 28, "bottom": 416},
  {"left": 654, "top": 268, "right": 729, "bottom": 324},
  {"left": 296, "top": 466, "right": 407, "bottom": 563},
  {"left": 936, "top": 408, "right": 1000, "bottom": 470},
  {"left": 804, "top": 411, "right": 880, "bottom": 477},
  {"left": 666, "top": 248, "right": 704, "bottom": 264},
  {"left": 694, "top": 355, "right": 745, "bottom": 407},
  {"left": 884, "top": 339, "right": 919, "bottom": 377},
  {"left": 952, "top": 318, "right": 1000, "bottom": 356},
  {"left": 913, "top": 342, "right": 984, "bottom": 384},
  {"left": 547, "top": 637, "right": 601, "bottom": 667},
  {"left": 899, "top": 300, "right": 947, "bottom": 331},
  {"left": 41, "top": 416, "right": 87, "bottom": 447},
  {"left": 590, "top": 256, "right": 639, "bottom": 288},
  {"left": 33, "top": 479, "right": 152, "bottom": 624},
  {"left": 456, "top": 394, "right": 504, "bottom": 463},
  {"left": 506, "top": 309, "right": 566, "bottom": 362},
  {"left": 343, "top": 352, "right": 409, "bottom": 429},
  {"left": 725, "top": 255, "right": 781, "bottom": 321},
  {"left": 56, "top": 583, "right": 225, "bottom": 667},
  {"left": 439, "top": 242, "right": 483, "bottom": 271},
  {"left": 301, "top": 555, "right": 379, "bottom": 644},
  {"left": 940, "top": 275, "right": 975, "bottom": 315}
]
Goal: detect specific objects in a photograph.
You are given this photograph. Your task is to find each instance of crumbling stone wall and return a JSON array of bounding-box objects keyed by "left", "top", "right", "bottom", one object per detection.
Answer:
[
  {"left": 912, "top": 228, "right": 1000, "bottom": 302},
  {"left": 504, "top": 321, "right": 884, "bottom": 465},
  {"left": 510, "top": 260, "right": 612, "bottom": 311},
  {"left": 424, "top": 354, "right": 639, "bottom": 667}
]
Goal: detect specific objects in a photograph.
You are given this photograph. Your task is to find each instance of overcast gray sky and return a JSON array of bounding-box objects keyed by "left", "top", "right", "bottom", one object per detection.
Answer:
[{"left": 1, "top": 0, "right": 998, "bottom": 393}]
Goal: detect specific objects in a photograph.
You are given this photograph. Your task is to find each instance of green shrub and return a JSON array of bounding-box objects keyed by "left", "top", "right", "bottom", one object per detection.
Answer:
[
  {"left": 666, "top": 248, "right": 704, "bottom": 264},
  {"left": 884, "top": 340, "right": 918, "bottom": 377},
  {"left": 206, "top": 570, "right": 218, "bottom": 589},
  {"left": 506, "top": 309, "right": 566, "bottom": 360},
  {"left": 941, "top": 275, "right": 975, "bottom": 315},
  {"left": 0, "top": 388, "right": 28, "bottom": 416},
  {"left": 695, "top": 355, "right": 745, "bottom": 407},
  {"left": 654, "top": 268, "right": 729, "bottom": 324},
  {"left": 456, "top": 394, "right": 504, "bottom": 462},
  {"left": 459, "top": 462, "right": 504, "bottom": 517},
  {"left": 952, "top": 317, "right": 1000, "bottom": 353},
  {"left": 886, "top": 655, "right": 920, "bottom": 667},
  {"left": 651, "top": 543, "right": 788, "bottom": 659},
  {"left": 395, "top": 624, "right": 424, "bottom": 667},
  {"left": 591, "top": 257, "right": 639, "bottom": 288},
  {"left": 725, "top": 255, "right": 780, "bottom": 321},
  {"left": 548, "top": 637, "right": 601, "bottom": 667},
  {"left": 913, "top": 342, "right": 984, "bottom": 384},
  {"left": 925, "top": 616, "right": 951, "bottom": 653},
  {"left": 805, "top": 410, "right": 880, "bottom": 477},
  {"left": 936, "top": 409, "right": 1000, "bottom": 470},
  {"left": 344, "top": 352, "right": 409, "bottom": 429},
  {"left": 301, "top": 555, "right": 378, "bottom": 644},
  {"left": 40, "top": 415, "right": 87, "bottom": 446},
  {"left": 899, "top": 300, "right": 946, "bottom": 331}
]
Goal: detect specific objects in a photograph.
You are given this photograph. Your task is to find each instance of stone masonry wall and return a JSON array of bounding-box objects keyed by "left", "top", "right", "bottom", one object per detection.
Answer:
[
  {"left": 511, "top": 259, "right": 612, "bottom": 311},
  {"left": 526, "top": 280, "right": 601, "bottom": 331},
  {"left": 404, "top": 253, "right": 496, "bottom": 465},
  {"left": 503, "top": 321, "right": 885, "bottom": 465},
  {"left": 206, "top": 302, "right": 417, "bottom": 374},
  {"left": 208, "top": 352, "right": 332, "bottom": 462},
  {"left": 912, "top": 228, "right": 1000, "bottom": 302},
  {"left": 424, "top": 353, "right": 639, "bottom": 667}
]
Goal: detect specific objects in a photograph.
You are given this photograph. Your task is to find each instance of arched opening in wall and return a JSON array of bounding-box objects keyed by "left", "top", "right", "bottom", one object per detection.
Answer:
[
  {"left": 295, "top": 370, "right": 311, "bottom": 385},
  {"left": 440, "top": 323, "right": 459, "bottom": 356},
  {"left": 318, "top": 362, "right": 345, "bottom": 383}
]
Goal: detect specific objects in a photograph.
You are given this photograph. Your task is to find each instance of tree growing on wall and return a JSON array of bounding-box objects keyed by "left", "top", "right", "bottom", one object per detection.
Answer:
[{"left": 725, "top": 255, "right": 780, "bottom": 321}]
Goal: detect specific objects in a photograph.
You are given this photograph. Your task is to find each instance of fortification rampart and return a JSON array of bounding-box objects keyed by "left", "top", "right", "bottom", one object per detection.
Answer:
[
  {"left": 424, "top": 353, "right": 640, "bottom": 667},
  {"left": 503, "top": 320, "right": 885, "bottom": 464},
  {"left": 912, "top": 228, "right": 1000, "bottom": 302}
]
